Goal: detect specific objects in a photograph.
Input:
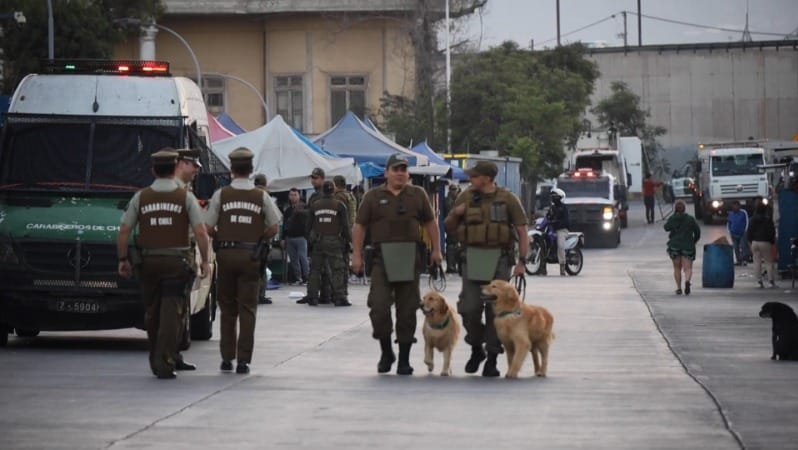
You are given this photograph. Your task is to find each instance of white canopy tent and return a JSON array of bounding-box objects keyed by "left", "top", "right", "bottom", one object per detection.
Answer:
[{"left": 211, "top": 115, "right": 362, "bottom": 192}]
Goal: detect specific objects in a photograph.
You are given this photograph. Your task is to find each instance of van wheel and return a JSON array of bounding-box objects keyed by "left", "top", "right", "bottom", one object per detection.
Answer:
[{"left": 15, "top": 329, "right": 40, "bottom": 338}]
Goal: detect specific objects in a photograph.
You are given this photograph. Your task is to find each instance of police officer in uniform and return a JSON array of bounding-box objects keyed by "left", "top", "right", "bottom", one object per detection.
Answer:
[
  {"left": 351, "top": 153, "right": 442, "bottom": 375},
  {"left": 117, "top": 149, "right": 210, "bottom": 379},
  {"left": 333, "top": 175, "right": 357, "bottom": 286},
  {"left": 444, "top": 161, "right": 528, "bottom": 377},
  {"left": 546, "top": 188, "right": 570, "bottom": 276},
  {"left": 172, "top": 148, "right": 204, "bottom": 370},
  {"left": 298, "top": 167, "right": 334, "bottom": 304},
  {"left": 306, "top": 180, "right": 351, "bottom": 307},
  {"left": 205, "top": 148, "right": 281, "bottom": 374}
]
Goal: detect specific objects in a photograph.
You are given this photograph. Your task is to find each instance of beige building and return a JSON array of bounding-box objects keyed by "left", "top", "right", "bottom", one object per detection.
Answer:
[{"left": 115, "top": 1, "right": 418, "bottom": 134}]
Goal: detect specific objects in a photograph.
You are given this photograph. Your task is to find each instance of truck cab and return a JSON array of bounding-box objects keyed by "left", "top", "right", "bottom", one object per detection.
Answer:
[
  {"left": 0, "top": 60, "right": 222, "bottom": 346},
  {"left": 554, "top": 168, "right": 621, "bottom": 248},
  {"left": 693, "top": 142, "right": 769, "bottom": 224}
]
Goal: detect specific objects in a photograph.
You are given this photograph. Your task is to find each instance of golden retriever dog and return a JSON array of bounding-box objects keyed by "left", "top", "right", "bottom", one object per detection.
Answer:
[
  {"left": 482, "top": 280, "right": 554, "bottom": 378},
  {"left": 420, "top": 291, "right": 461, "bottom": 376}
]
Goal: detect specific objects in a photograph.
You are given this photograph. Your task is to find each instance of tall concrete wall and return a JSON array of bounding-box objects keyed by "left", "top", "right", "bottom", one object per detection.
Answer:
[{"left": 586, "top": 41, "right": 798, "bottom": 153}]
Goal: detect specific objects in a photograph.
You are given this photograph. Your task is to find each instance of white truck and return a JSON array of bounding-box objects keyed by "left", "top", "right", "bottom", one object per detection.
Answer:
[{"left": 692, "top": 141, "right": 770, "bottom": 224}]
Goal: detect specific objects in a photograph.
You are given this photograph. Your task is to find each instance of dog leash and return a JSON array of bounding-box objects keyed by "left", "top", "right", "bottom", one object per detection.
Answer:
[
  {"left": 429, "top": 263, "right": 446, "bottom": 292},
  {"left": 512, "top": 274, "right": 526, "bottom": 303}
]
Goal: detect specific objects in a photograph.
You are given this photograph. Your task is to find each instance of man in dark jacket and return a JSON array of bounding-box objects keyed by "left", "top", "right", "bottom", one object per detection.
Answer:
[
  {"left": 747, "top": 203, "right": 777, "bottom": 288},
  {"left": 546, "top": 188, "right": 570, "bottom": 276},
  {"left": 282, "top": 188, "right": 309, "bottom": 285}
]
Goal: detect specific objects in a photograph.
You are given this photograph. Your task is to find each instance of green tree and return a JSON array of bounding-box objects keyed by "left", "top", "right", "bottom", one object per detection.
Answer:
[
  {"left": 591, "top": 81, "right": 669, "bottom": 177},
  {"left": 0, "top": 0, "right": 162, "bottom": 94},
  {"left": 450, "top": 42, "right": 598, "bottom": 186},
  {"left": 378, "top": 0, "right": 487, "bottom": 151}
]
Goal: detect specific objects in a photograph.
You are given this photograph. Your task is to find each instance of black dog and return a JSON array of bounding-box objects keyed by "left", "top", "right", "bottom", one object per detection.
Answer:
[{"left": 759, "top": 302, "right": 798, "bottom": 361}]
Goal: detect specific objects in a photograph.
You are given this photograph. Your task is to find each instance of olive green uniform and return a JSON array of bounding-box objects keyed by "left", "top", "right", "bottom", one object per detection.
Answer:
[
  {"left": 120, "top": 178, "right": 205, "bottom": 376},
  {"left": 307, "top": 195, "right": 351, "bottom": 303},
  {"left": 334, "top": 189, "right": 357, "bottom": 288},
  {"left": 206, "top": 178, "right": 281, "bottom": 364},
  {"left": 356, "top": 184, "right": 434, "bottom": 343},
  {"left": 452, "top": 188, "right": 527, "bottom": 353},
  {"left": 444, "top": 190, "right": 460, "bottom": 273}
]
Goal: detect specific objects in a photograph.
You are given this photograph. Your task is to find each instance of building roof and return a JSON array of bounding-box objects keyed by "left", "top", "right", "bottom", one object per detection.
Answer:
[{"left": 162, "top": 0, "right": 419, "bottom": 15}]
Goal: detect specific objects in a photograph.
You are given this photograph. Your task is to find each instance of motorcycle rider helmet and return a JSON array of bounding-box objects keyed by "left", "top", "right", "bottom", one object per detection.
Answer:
[{"left": 550, "top": 188, "right": 566, "bottom": 203}]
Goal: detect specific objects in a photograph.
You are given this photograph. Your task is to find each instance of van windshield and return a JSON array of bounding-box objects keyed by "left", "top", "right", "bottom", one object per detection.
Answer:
[
  {"left": 711, "top": 154, "right": 764, "bottom": 176},
  {"left": 557, "top": 179, "right": 610, "bottom": 199},
  {"left": 0, "top": 117, "right": 182, "bottom": 192}
]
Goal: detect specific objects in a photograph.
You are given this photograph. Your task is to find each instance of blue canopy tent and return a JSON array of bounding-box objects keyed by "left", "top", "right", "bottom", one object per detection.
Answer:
[
  {"left": 411, "top": 141, "right": 468, "bottom": 181},
  {"left": 217, "top": 112, "right": 247, "bottom": 135},
  {"left": 312, "top": 112, "right": 424, "bottom": 166}
]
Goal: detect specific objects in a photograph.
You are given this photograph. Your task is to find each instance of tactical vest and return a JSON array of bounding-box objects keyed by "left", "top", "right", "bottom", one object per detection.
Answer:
[
  {"left": 369, "top": 186, "right": 423, "bottom": 244},
  {"left": 456, "top": 187, "right": 515, "bottom": 248},
  {"left": 311, "top": 197, "right": 344, "bottom": 237},
  {"left": 137, "top": 187, "right": 190, "bottom": 249},
  {"left": 216, "top": 186, "right": 266, "bottom": 243}
]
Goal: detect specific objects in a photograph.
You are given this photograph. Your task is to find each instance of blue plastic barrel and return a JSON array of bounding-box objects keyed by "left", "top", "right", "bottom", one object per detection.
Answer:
[{"left": 702, "top": 244, "right": 734, "bottom": 288}]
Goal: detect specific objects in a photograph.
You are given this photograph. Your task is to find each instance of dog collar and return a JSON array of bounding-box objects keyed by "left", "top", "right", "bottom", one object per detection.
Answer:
[
  {"left": 496, "top": 309, "right": 521, "bottom": 318},
  {"left": 427, "top": 315, "right": 451, "bottom": 330}
]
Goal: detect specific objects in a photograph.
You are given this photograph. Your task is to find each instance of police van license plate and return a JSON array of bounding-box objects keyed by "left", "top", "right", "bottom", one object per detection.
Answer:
[{"left": 51, "top": 299, "right": 103, "bottom": 314}]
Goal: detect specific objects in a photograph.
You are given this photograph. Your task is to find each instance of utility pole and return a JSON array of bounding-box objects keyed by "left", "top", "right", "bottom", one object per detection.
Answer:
[
  {"left": 637, "top": 0, "right": 642, "bottom": 46},
  {"left": 622, "top": 11, "right": 628, "bottom": 47},
  {"left": 556, "top": 0, "right": 561, "bottom": 46},
  {"left": 741, "top": 0, "right": 752, "bottom": 42}
]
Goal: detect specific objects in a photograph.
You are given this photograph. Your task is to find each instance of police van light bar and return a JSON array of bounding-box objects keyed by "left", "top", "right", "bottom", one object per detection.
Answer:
[{"left": 44, "top": 60, "right": 171, "bottom": 76}]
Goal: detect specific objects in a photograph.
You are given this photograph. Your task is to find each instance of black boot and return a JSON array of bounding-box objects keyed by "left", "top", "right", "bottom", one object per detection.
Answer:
[
  {"left": 464, "top": 344, "right": 486, "bottom": 374},
  {"left": 397, "top": 342, "right": 414, "bottom": 375},
  {"left": 377, "top": 338, "right": 396, "bottom": 374},
  {"left": 482, "top": 352, "right": 500, "bottom": 377}
]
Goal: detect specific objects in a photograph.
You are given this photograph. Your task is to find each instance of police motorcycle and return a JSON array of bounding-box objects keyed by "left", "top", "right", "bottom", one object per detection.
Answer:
[{"left": 525, "top": 190, "right": 584, "bottom": 276}]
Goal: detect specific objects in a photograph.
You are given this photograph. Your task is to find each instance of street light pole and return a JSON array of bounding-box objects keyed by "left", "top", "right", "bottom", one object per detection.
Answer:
[
  {"left": 114, "top": 18, "right": 201, "bottom": 88},
  {"left": 152, "top": 23, "right": 201, "bottom": 88},
  {"left": 445, "top": 0, "right": 451, "bottom": 153},
  {"left": 203, "top": 72, "right": 269, "bottom": 123}
]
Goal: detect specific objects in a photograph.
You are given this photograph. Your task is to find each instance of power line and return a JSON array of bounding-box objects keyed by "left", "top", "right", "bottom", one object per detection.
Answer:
[
  {"left": 628, "top": 10, "right": 788, "bottom": 38},
  {"left": 538, "top": 13, "right": 619, "bottom": 46},
  {"left": 536, "top": 9, "right": 791, "bottom": 48}
]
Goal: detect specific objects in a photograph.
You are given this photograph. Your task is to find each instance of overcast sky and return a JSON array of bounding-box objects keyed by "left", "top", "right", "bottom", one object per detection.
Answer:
[{"left": 463, "top": 0, "right": 798, "bottom": 49}]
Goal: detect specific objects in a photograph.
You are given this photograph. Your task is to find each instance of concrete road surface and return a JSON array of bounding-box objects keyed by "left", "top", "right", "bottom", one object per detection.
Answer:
[{"left": 1, "top": 201, "right": 795, "bottom": 450}]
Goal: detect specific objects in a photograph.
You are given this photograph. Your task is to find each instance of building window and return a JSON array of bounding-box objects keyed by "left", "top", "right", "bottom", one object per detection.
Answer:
[
  {"left": 275, "top": 75, "right": 304, "bottom": 132},
  {"left": 330, "top": 75, "right": 366, "bottom": 125},
  {"left": 202, "top": 75, "right": 225, "bottom": 115}
]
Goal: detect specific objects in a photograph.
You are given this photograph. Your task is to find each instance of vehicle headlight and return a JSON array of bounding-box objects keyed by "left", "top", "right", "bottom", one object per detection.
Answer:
[
  {"left": 761, "top": 198, "right": 769, "bottom": 205},
  {"left": 0, "top": 242, "right": 19, "bottom": 264},
  {"left": 711, "top": 200, "right": 721, "bottom": 209},
  {"left": 602, "top": 221, "right": 612, "bottom": 231},
  {"left": 602, "top": 207, "right": 613, "bottom": 221}
]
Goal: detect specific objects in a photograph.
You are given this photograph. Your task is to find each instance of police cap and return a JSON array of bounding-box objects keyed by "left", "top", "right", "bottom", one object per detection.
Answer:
[
  {"left": 385, "top": 153, "right": 409, "bottom": 168},
  {"left": 465, "top": 160, "right": 498, "bottom": 178},
  {"left": 311, "top": 167, "right": 325, "bottom": 178},
  {"left": 177, "top": 148, "right": 203, "bottom": 168},
  {"left": 229, "top": 147, "right": 254, "bottom": 162},
  {"left": 333, "top": 175, "right": 346, "bottom": 187},
  {"left": 151, "top": 149, "right": 179, "bottom": 166},
  {"left": 322, "top": 180, "right": 335, "bottom": 195}
]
